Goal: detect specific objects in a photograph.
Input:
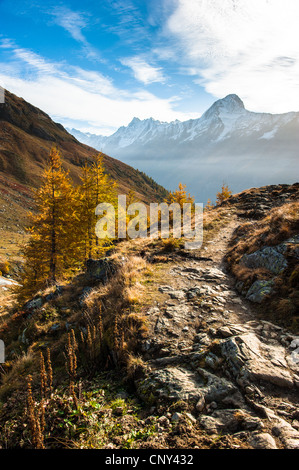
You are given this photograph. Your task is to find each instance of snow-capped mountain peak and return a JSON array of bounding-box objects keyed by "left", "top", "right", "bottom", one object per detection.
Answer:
[
  {"left": 67, "top": 93, "right": 299, "bottom": 205},
  {"left": 213, "top": 93, "right": 245, "bottom": 112},
  {"left": 128, "top": 117, "right": 141, "bottom": 126},
  {"left": 68, "top": 92, "right": 299, "bottom": 159},
  {"left": 203, "top": 94, "right": 245, "bottom": 121}
]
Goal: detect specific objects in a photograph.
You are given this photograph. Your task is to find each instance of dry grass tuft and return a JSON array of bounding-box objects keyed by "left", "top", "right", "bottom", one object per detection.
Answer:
[
  {"left": 26, "top": 374, "right": 45, "bottom": 449},
  {"left": 125, "top": 353, "right": 146, "bottom": 379},
  {"left": 0, "top": 351, "right": 35, "bottom": 400}
]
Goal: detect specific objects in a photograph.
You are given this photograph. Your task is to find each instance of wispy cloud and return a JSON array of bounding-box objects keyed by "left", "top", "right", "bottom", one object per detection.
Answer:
[
  {"left": 51, "top": 7, "right": 88, "bottom": 42},
  {"left": 0, "top": 40, "right": 194, "bottom": 134},
  {"left": 103, "top": 0, "right": 149, "bottom": 45},
  {"left": 166, "top": 0, "right": 299, "bottom": 113},
  {"left": 120, "top": 56, "right": 166, "bottom": 84},
  {"left": 13, "top": 47, "right": 59, "bottom": 75},
  {"left": 49, "top": 6, "right": 100, "bottom": 61}
]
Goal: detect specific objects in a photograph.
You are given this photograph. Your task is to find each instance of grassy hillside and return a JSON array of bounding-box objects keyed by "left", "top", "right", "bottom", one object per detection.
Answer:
[
  {"left": 0, "top": 89, "right": 169, "bottom": 272},
  {"left": 0, "top": 90, "right": 168, "bottom": 203}
]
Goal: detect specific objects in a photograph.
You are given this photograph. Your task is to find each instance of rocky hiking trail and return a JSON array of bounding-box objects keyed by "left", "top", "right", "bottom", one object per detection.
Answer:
[
  {"left": 0, "top": 183, "right": 297, "bottom": 449},
  {"left": 136, "top": 213, "right": 299, "bottom": 450}
]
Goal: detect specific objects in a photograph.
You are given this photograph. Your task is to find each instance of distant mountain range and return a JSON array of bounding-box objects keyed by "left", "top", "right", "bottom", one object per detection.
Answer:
[{"left": 68, "top": 94, "right": 299, "bottom": 204}]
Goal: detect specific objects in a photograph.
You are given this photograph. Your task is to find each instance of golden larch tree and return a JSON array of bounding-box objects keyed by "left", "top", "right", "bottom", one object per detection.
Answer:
[
  {"left": 78, "top": 154, "right": 118, "bottom": 260},
  {"left": 216, "top": 183, "right": 232, "bottom": 205},
  {"left": 167, "top": 182, "right": 194, "bottom": 208},
  {"left": 19, "top": 148, "right": 80, "bottom": 297}
]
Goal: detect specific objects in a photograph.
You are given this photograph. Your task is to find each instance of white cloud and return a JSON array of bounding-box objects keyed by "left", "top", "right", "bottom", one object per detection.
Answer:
[
  {"left": 120, "top": 56, "right": 166, "bottom": 84},
  {"left": 0, "top": 42, "right": 195, "bottom": 134},
  {"left": 51, "top": 7, "right": 88, "bottom": 43},
  {"left": 49, "top": 7, "right": 100, "bottom": 61},
  {"left": 68, "top": 68, "right": 118, "bottom": 96},
  {"left": 13, "top": 48, "right": 59, "bottom": 75},
  {"left": 166, "top": 0, "right": 299, "bottom": 113}
]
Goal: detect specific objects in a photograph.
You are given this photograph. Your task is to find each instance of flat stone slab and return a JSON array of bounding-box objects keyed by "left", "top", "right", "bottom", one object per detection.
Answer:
[
  {"left": 198, "top": 408, "right": 263, "bottom": 435},
  {"left": 220, "top": 332, "right": 296, "bottom": 388}
]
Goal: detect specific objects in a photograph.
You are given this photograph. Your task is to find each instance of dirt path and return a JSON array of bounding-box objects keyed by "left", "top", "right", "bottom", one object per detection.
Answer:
[
  {"left": 136, "top": 215, "right": 299, "bottom": 449},
  {"left": 144, "top": 216, "right": 254, "bottom": 353}
]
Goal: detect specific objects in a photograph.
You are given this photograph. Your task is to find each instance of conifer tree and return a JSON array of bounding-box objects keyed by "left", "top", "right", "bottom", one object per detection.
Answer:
[
  {"left": 19, "top": 148, "right": 79, "bottom": 297},
  {"left": 125, "top": 189, "right": 140, "bottom": 239},
  {"left": 167, "top": 182, "right": 194, "bottom": 208},
  {"left": 78, "top": 154, "right": 118, "bottom": 260},
  {"left": 77, "top": 162, "right": 94, "bottom": 260},
  {"left": 162, "top": 183, "right": 195, "bottom": 238},
  {"left": 216, "top": 183, "right": 232, "bottom": 205},
  {"left": 92, "top": 154, "right": 118, "bottom": 256}
]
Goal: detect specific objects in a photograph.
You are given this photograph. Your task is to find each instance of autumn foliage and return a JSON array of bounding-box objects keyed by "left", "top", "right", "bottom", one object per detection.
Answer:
[
  {"left": 166, "top": 182, "right": 194, "bottom": 208},
  {"left": 216, "top": 183, "right": 232, "bottom": 205},
  {"left": 18, "top": 148, "right": 118, "bottom": 298}
]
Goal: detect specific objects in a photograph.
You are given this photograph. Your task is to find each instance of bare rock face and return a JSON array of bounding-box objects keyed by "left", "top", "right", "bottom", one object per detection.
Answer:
[
  {"left": 245, "top": 280, "right": 275, "bottom": 303},
  {"left": 198, "top": 409, "right": 263, "bottom": 435},
  {"left": 24, "top": 296, "right": 44, "bottom": 311},
  {"left": 136, "top": 365, "right": 237, "bottom": 406},
  {"left": 241, "top": 245, "right": 288, "bottom": 275},
  {"left": 268, "top": 409, "right": 299, "bottom": 449},
  {"left": 248, "top": 433, "right": 278, "bottom": 449},
  {"left": 86, "top": 257, "right": 117, "bottom": 282},
  {"left": 220, "top": 332, "right": 297, "bottom": 388},
  {"left": 238, "top": 235, "right": 299, "bottom": 303}
]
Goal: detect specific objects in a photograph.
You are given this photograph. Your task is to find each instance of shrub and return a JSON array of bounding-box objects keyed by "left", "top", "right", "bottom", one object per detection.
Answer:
[
  {"left": 216, "top": 183, "right": 232, "bottom": 205},
  {"left": 0, "top": 261, "right": 9, "bottom": 275}
]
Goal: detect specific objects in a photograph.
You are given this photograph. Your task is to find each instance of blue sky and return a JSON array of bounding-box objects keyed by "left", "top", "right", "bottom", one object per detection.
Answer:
[{"left": 1, "top": 0, "right": 299, "bottom": 134}]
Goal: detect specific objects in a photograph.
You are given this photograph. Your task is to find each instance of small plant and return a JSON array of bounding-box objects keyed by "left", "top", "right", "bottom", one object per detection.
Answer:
[
  {"left": 39, "top": 351, "right": 48, "bottom": 399},
  {"left": 0, "top": 261, "right": 9, "bottom": 275},
  {"left": 64, "top": 330, "right": 78, "bottom": 407},
  {"left": 46, "top": 348, "right": 53, "bottom": 394},
  {"left": 111, "top": 314, "right": 126, "bottom": 366},
  {"left": 110, "top": 397, "right": 127, "bottom": 415},
  {"left": 161, "top": 237, "right": 182, "bottom": 252},
  {"left": 113, "top": 315, "right": 120, "bottom": 352},
  {"left": 79, "top": 308, "right": 105, "bottom": 374},
  {"left": 98, "top": 307, "right": 103, "bottom": 343},
  {"left": 205, "top": 199, "right": 214, "bottom": 211},
  {"left": 216, "top": 183, "right": 232, "bottom": 205},
  {"left": 26, "top": 375, "right": 45, "bottom": 449},
  {"left": 122, "top": 427, "right": 155, "bottom": 449},
  {"left": 41, "top": 306, "right": 58, "bottom": 322},
  {"left": 126, "top": 353, "right": 145, "bottom": 379}
]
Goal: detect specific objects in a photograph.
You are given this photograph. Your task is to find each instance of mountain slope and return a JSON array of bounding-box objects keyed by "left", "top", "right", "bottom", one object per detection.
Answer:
[
  {"left": 69, "top": 94, "right": 299, "bottom": 204},
  {"left": 0, "top": 90, "right": 168, "bottom": 228},
  {"left": 0, "top": 90, "right": 169, "bottom": 268}
]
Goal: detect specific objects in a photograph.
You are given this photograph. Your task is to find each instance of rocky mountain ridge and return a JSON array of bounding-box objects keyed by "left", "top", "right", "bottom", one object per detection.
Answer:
[{"left": 69, "top": 94, "right": 299, "bottom": 151}]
